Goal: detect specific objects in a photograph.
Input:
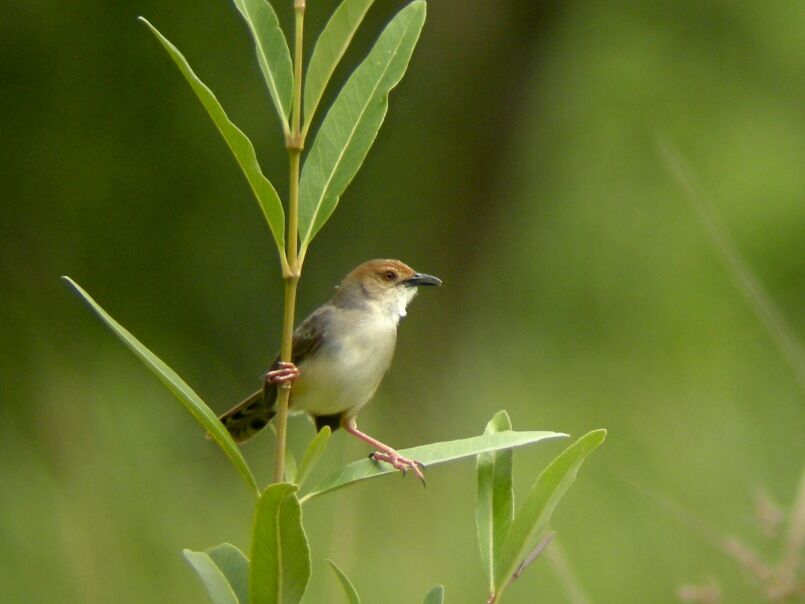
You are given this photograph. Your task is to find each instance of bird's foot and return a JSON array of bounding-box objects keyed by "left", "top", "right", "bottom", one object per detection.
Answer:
[
  {"left": 264, "top": 361, "right": 300, "bottom": 385},
  {"left": 370, "top": 450, "right": 426, "bottom": 486}
]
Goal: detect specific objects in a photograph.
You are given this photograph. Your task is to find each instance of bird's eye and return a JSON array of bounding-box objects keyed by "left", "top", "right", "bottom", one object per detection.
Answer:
[{"left": 383, "top": 270, "right": 397, "bottom": 281}]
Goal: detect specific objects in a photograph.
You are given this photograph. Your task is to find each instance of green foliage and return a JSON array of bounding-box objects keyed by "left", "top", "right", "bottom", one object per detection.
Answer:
[
  {"left": 184, "top": 544, "right": 251, "bottom": 604},
  {"left": 283, "top": 446, "right": 298, "bottom": 483},
  {"left": 301, "top": 429, "right": 566, "bottom": 503},
  {"left": 231, "top": 0, "right": 294, "bottom": 132},
  {"left": 63, "top": 2, "right": 607, "bottom": 603},
  {"left": 184, "top": 549, "right": 241, "bottom": 604},
  {"left": 294, "top": 426, "right": 331, "bottom": 488},
  {"left": 326, "top": 559, "right": 361, "bottom": 604},
  {"left": 250, "top": 484, "right": 310, "bottom": 604},
  {"left": 62, "top": 277, "right": 260, "bottom": 497},
  {"left": 139, "top": 17, "right": 286, "bottom": 260},
  {"left": 298, "top": 0, "right": 427, "bottom": 252},
  {"left": 476, "top": 411, "right": 514, "bottom": 593},
  {"left": 492, "top": 430, "right": 607, "bottom": 600},
  {"left": 302, "top": 0, "right": 375, "bottom": 136},
  {"left": 207, "top": 544, "right": 251, "bottom": 604},
  {"left": 422, "top": 585, "right": 445, "bottom": 604}
]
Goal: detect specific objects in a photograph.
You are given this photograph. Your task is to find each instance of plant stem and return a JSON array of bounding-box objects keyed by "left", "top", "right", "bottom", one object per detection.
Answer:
[{"left": 273, "top": 0, "right": 306, "bottom": 485}]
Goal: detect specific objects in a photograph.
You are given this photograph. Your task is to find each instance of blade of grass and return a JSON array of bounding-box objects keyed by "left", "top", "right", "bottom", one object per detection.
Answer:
[
  {"left": 326, "top": 559, "right": 361, "bottom": 604},
  {"left": 300, "top": 430, "right": 566, "bottom": 503},
  {"left": 545, "top": 538, "right": 594, "bottom": 604},
  {"left": 63, "top": 277, "right": 259, "bottom": 497},
  {"left": 140, "top": 17, "right": 286, "bottom": 264},
  {"left": 658, "top": 138, "right": 805, "bottom": 396},
  {"left": 778, "top": 468, "right": 805, "bottom": 589}
]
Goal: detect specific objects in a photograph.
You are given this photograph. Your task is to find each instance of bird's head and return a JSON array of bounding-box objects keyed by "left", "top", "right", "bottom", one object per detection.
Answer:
[{"left": 334, "top": 259, "right": 442, "bottom": 318}]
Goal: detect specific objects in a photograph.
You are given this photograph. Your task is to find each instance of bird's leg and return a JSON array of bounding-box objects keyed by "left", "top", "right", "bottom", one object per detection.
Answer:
[
  {"left": 264, "top": 361, "right": 300, "bottom": 385},
  {"left": 342, "top": 418, "right": 426, "bottom": 485}
]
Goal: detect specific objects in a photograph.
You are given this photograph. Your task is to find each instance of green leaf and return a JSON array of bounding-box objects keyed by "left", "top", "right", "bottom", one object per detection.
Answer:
[
  {"left": 300, "top": 430, "right": 566, "bottom": 503},
  {"left": 298, "top": 0, "right": 426, "bottom": 251},
  {"left": 231, "top": 0, "right": 293, "bottom": 130},
  {"left": 184, "top": 549, "right": 240, "bottom": 604},
  {"left": 207, "top": 544, "right": 251, "bottom": 604},
  {"left": 422, "top": 585, "right": 444, "bottom": 604},
  {"left": 303, "top": 0, "right": 375, "bottom": 135},
  {"left": 295, "top": 426, "right": 331, "bottom": 488},
  {"left": 139, "top": 17, "right": 286, "bottom": 259},
  {"left": 284, "top": 446, "right": 298, "bottom": 483},
  {"left": 493, "top": 430, "right": 606, "bottom": 598},
  {"left": 476, "top": 411, "right": 514, "bottom": 593},
  {"left": 62, "top": 277, "right": 260, "bottom": 497},
  {"left": 326, "top": 559, "right": 361, "bottom": 604},
  {"left": 251, "top": 484, "right": 311, "bottom": 604}
]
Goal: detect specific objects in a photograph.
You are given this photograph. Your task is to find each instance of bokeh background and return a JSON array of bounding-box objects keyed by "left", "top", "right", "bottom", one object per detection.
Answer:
[{"left": 2, "top": 1, "right": 804, "bottom": 602}]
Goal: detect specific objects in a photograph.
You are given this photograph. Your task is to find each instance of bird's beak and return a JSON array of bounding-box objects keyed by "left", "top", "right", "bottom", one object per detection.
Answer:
[{"left": 403, "top": 272, "right": 442, "bottom": 287}]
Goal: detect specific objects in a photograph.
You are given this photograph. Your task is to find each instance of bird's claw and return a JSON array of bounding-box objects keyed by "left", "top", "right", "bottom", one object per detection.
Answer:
[
  {"left": 370, "top": 451, "right": 426, "bottom": 486},
  {"left": 264, "top": 362, "right": 300, "bottom": 385}
]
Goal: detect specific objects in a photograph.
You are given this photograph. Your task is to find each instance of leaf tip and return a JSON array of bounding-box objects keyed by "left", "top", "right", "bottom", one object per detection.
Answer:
[
  {"left": 588, "top": 428, "right": 607, "bottom": 444},
  {"left": 61, "top": 276, "right": 85, "bottom": 299},
  {"left": 260, "top": 481, "right": 300, "bottom": 498},
  {"left": 493, "top": 409, "right": 512, "bottom": 424}
]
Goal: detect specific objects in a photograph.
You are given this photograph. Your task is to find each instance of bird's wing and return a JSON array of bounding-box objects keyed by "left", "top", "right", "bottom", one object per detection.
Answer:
[{"left": 289, "top": 304, "right": 331, "bottom": 364}]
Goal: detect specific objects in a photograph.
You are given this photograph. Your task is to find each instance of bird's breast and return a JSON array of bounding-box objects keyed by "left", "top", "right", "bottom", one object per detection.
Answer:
[{"left": 291, "top": 316, "right": 397, "bottom": 417}]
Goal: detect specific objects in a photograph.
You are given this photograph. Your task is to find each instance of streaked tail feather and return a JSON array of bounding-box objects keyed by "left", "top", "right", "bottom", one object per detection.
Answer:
[{"left": 217, "top": 388, "right": 276, "bottom": 443}]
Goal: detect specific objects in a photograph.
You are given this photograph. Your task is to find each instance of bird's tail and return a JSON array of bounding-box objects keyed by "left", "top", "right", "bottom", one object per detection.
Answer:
[{"left": 216, "top": 388, "right": 276, "bottom": 443}]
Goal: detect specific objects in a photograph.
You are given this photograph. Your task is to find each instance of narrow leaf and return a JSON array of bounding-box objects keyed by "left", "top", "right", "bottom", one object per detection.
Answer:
[
  {"left": 63, "top": 277, "right": 260, "bottom": 497},
  {"left": 184, "top": 549, "right": 240, "bottom": 604},
  {"left": 231, "top": 0, "right": 293, "bottom": 130},
  {"left": 476, "top": 411, "right": 514, "bottom": 593},
  {"left": 422, "top": 585, "right": 444, "bottom": 604},
  {"left": 139, "top": 17, "right": 286, "bottom": 257},
  {"left": 295, "top": 426, "right": 331, "bottom": 488},
  {"left": 251, "top": 484, "right": 311, "bottom": 604},
  {"left": 284, "top": 446, "right": 298, "bottom": 483},
  {"left": 298, "top": 1, "right": 426, "bottom": 250},
  {"left": 326, "top": 559, "right": 361, "bottom": 604},
  {"left": 303, "top": 0, "right": 375, "bottom": 134},
  {"left": 301, "top": 430, "right": 566, "bottom": 503},
  {"left": 513, "top": 531, "right": 555, "bottom": 580},
  {"left": 207, "top": 544, "right": 251, "bottom": 604},
  {"left": 493, "top": 430, "right": 606, "bottom": 596}
]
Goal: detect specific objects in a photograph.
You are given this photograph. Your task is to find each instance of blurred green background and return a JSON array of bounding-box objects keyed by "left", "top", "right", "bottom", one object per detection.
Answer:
[{"left": 2, "top": 1, "right": 804, "bottom": 602}]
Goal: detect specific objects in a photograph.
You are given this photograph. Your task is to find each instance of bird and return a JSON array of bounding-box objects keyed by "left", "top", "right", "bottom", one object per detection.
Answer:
[{"left": 217, "top": 259, "right": 442, "bottom": 483}]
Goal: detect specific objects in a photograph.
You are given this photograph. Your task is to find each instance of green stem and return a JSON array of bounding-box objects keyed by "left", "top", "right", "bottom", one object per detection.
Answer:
[{"left": 273, "top": 0, "right": 306, "bottom": 485}]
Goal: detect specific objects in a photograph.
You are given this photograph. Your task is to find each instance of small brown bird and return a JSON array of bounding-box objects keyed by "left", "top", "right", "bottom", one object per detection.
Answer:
[{"left": 218, "top": 259, "right": 441, "bottom": 482}]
